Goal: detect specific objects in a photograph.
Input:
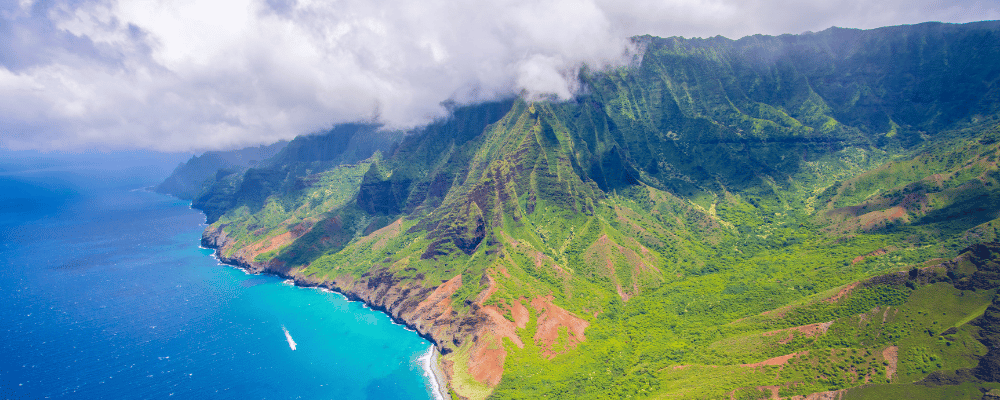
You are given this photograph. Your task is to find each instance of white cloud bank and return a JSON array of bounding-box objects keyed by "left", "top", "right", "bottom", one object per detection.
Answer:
[{"left": 1, "top": 0, "right": 997, "bottom": 151}]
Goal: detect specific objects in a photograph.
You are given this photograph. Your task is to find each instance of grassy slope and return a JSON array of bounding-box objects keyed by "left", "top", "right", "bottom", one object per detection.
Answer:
[{"left": 183, "top": 22, "right": 1000, "bottom": 399}]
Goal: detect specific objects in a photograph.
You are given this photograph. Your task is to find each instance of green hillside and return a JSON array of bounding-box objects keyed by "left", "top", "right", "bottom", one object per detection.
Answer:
[
  {"left": 155, "top": 140, "right": 288, "bottom": 200},
  {"left": 166, "top": 21, "right": 1000, "bottom": 399}
]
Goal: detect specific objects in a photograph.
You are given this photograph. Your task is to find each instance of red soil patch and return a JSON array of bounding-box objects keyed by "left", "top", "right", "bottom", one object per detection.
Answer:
[
  {"left": 741, "top": 351, "right": 804, "bottom": 368},
  {"left": 511, "top": 300, "right": 529, "bottom": 329},
  {"left": 467, "top": 302, "right": 526, "bottom": 386},
  {"left": 882, "top": 345, "right": 898, "bottom": 381},
  {"left": 658, "top": 364, "right": 722, "bottom": 372},
  {"left": 413, "top": 274, "right": 462, "bottom": 322},
  {"left": 530, "top": 295, "right": 589, "bottom": 359},
  {"left": 249, "top": 231, "right": 294, "bottom": 257},
  {"left": 589, "top": 235, "right": 626, "bottom": 301},
  {"left": 929, "top": 173, "right": 945, "bottom": 187},
  {"left": 790, "top": 390, "right": 846, "bottom": 400},
  {"left": 822, "top": 191, "right": 927, "bottom": 233},
  {"left": 245, "top": 221, "right": 315, "bottom": 259},
  {"left": 474, "top": 274, "right": 499, "bottom": 306},
  {"left": 858, "top": 206, "right": 907, "bottom": 230},
  {"left": 584, "top": 234, "right": 661, "bottom": 302},
  {"left": 235, "top": 221, "right": 316, "bottom": 264},
  {"left": 851, "top": 248, "right": 892, "bottom": 265},
  {"left": 760, "top": 303, "right": 797, "bottom": 319},
  {"left": 473, "top": 274, "right": 524, "bottom": 348},
  {"left": 527, "top": 249, "right": 566, "bottom": 275},
  {"left": 479, "top": 305, "right": 525, "bottom": 348},
  {"left": 464, "top": 272, "right": 530, "bottom": 387},
  {"left": 826, "top": 282, "right": 859, "bottom": 303},
  {"left": 364, "top": 218, "right": 403, "bottom": 254},
  {"left": 763, "top": 321, "right": 833, "bottom": 344},
  {"left": 468, "top": 344, "right": 507, "bottom": 386}
]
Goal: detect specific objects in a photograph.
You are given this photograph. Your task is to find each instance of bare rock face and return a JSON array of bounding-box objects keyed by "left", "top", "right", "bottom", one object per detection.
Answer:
[
  {"left": 201, "top": 224, "right": 478, "bottom": 366},
  {"left": 203, "top": 225, "right": 588, "bottom": 398},
  {"left": 321, "top": 271, "right": 479, "bottom": 356},
  {"left": 200, "top": 224, "right": 232, "bottom": 250},
  {"left": 201, "top": 224, "right": 269, "bottom": 274}
]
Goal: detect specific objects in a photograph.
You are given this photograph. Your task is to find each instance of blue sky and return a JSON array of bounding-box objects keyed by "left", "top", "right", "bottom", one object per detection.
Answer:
[{"left": 1, "top": 0, "right": 997, "bottom": 152}]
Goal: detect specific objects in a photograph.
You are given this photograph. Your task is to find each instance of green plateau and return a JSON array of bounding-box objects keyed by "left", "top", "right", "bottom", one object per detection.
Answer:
[{"left": 161, "top": 21, "right": 1000, "bottom": 399}]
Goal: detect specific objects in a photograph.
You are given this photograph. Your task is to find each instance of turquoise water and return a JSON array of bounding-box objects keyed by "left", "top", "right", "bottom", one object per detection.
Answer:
[{"left": 0, "top": 156, "right": 435, "bottom": 399}]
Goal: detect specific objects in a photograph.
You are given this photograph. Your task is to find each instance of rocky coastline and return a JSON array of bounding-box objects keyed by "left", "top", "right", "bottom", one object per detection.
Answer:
[{"left": 200, "top": 224, "right": 458, "bottom": 398}]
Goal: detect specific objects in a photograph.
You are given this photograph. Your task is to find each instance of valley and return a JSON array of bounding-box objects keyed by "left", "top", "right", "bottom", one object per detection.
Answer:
[{"left": 160, "top": 21, "right": 1000, "bottom": 399}]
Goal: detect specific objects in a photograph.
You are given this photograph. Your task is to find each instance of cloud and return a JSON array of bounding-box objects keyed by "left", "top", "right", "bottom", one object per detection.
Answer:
[{"left": 0, "top": 0, "right": 997, "bottom": 151}]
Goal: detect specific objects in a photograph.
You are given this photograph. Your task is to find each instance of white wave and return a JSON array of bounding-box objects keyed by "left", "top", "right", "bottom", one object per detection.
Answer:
[
  {"left": 282, "top": 326, "right": 297, "bottom": 351},
  {"left": 388, "top": 317, "right": 416, "bottom": 332},
  {"left": 419, "top": 345, "right": 445, "bottom": 400}
]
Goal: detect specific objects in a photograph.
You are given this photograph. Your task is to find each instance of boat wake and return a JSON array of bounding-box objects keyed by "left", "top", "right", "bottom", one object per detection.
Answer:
[{"left": 282, "top": 326, "right": 297, "bottom": 351}]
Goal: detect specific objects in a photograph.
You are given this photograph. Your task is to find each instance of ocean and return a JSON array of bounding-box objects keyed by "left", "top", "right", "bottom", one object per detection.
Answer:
[{"left": 0, "top": 153, "right": 436, "bottom": 399}]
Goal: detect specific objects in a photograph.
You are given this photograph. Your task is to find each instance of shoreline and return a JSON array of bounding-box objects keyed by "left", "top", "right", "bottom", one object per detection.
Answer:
[
  {"left": 421, "top": 345, "right": 450, "bottom": 400},
  {"left": 201, "top": 238, "right": 451, "bottom": 399},
  {"left": 200, "top": 237, "right": 443, "bottom": 346}
]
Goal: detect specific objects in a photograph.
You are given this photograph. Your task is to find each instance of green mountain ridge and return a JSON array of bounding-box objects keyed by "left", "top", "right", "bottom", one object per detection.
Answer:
[
  {"left": 155, "top": 140, "right": 289, "bottom": 200},
  {"left": 166, "top": 21, "right": 1000, "bottom": 399}
]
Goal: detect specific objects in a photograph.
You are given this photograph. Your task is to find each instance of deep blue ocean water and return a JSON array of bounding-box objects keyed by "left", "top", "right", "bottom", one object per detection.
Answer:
[{"left": 0, "top": 154, "right": 435, "bottom": 399}]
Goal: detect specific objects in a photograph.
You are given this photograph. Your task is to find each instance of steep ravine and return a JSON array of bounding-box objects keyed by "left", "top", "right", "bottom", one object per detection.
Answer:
[{"left": 170, "top": 22, "right": 1000, "bottom": 398}]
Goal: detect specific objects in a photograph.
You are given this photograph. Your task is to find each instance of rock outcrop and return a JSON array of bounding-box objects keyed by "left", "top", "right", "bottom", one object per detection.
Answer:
[{"left": 201, "top": 225, "right": 590, "bottom": 399}]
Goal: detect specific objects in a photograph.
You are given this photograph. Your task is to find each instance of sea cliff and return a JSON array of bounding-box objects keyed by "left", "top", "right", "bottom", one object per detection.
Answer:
[
  {"left": 201, "top": 224, "right": 517, "bottom": 399},
  {"left": 174, "top": 21, "right": 1000, "bottom": 399}
]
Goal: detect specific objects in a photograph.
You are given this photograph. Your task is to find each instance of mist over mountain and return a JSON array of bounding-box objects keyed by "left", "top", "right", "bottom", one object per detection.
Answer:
[
  {"left": 155, "top": 140, "right": 289, "bottom": 200},
  {"left": 157, "top": 21, "right": 1000, "bottom": 399},
  {"left": 1, "top": 0, "right": 996, "bottom": 152}
]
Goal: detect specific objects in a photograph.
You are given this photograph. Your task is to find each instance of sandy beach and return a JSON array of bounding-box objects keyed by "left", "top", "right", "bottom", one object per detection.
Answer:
[{"left": 422, "top": 345, "right": 450, "bottom": 400}]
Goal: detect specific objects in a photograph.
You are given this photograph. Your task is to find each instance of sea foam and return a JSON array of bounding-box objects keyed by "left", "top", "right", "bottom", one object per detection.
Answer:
[{"left": 419, "top": 345, "right": 445, "bottom": 400}]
